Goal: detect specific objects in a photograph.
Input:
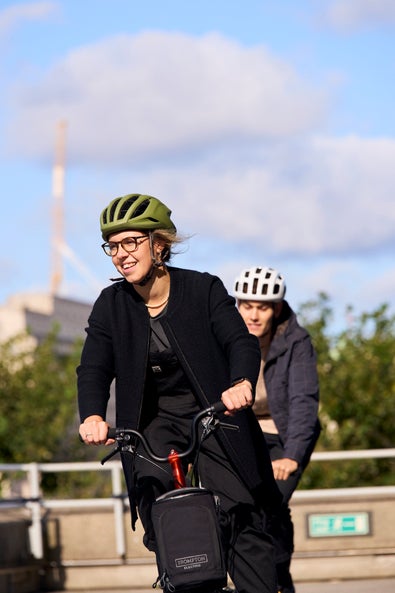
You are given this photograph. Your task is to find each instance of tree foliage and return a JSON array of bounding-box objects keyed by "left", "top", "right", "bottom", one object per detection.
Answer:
[
  {"left": 0, "top": 329, "right": 82, "bottom": 464},
  {"left": 0, "top": 328, "right": 113, "bottom": 497},
  {"left": 1, "top": 296, "right": 394, "bottom": 495},
  {"left": 298, "top": 296, "right": 395, "bottom": 488}
]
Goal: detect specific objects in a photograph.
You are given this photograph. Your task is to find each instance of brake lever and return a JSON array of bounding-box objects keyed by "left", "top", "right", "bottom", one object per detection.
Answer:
[
  {"left": 101, "top": 435, "right": 136, "bottom": 465},
  {"left": 201, "top": 415, "right": 239, "bottom": 434},
  {"left": 101, "top": 446, "right": 121, "bottom": 465}
]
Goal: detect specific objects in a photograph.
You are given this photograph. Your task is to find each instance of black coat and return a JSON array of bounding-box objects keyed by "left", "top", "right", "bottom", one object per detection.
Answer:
[{"left": 78, "top": 267, "right": 282, "bottom": 516}]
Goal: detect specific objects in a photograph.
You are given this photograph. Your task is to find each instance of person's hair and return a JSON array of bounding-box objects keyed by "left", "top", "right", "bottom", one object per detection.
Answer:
[{"left": 152, "top": 229, "right": 188, "bottom": 263}]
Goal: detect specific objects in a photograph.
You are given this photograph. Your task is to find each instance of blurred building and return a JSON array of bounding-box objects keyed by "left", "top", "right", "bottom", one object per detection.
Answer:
[
  {"left": 0, "top": 292, "right": 92, "bottom": 354},
  {"left": 0, "top": 292, "right": 116, "bottom": 424}
]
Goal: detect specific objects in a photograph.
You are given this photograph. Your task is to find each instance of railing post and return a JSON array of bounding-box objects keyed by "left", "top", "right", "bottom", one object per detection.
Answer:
[
  {"left": 111, "top": 464, "right": 126, "bottom": 558},
  {"left": 26, "top": 462, "right": 43, "bottom": 559}
]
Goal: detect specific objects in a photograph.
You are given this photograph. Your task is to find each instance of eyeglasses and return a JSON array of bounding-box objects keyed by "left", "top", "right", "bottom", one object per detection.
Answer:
[{"left": 101, "top": 235, "right": 149, "bottom": 257}]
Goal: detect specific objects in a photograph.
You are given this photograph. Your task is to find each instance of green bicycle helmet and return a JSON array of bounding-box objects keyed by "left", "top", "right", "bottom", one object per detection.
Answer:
[{"left": 100, "top": 193, "right": 176, "bottom": 240}]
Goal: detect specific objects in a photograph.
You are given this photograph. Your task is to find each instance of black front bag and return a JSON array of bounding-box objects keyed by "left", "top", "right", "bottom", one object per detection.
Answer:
[{"left": 151, "top": 487, "right": 227, "bottom": 593}]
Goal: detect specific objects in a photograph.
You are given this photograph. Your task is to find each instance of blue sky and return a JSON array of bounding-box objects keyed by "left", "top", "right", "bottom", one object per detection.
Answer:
[{"left": 1, "top": 0, "right": 395, "bottom": 332}]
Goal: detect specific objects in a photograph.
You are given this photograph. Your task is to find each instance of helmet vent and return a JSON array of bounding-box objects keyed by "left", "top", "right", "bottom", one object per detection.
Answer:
[
  {"left": 118, "top": 196, "right": 139, "bottom": 218},
  {"left": 131, "top": 198, "right": 150, "bottom": 218},
  {"left": 108, "top": 199, "right": 121, "bottom": 223}
]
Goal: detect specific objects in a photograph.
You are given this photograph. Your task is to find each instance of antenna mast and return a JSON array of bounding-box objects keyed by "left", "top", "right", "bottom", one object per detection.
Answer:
[{"left": 51, "top": 120, "right": 67, "bottom": 296}]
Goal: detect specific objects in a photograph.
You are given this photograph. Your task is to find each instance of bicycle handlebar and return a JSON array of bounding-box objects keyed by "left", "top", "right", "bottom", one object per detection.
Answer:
[{"left": 102, "top": 400, "right": 229, "bottom": 465}]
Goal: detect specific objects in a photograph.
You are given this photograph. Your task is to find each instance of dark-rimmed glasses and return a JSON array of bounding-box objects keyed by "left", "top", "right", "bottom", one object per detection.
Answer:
[{"left": 101, "top": 235, "right": 149, "bottom": 257}]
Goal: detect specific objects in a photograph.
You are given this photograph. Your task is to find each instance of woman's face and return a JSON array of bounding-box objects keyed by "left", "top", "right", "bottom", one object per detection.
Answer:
[{"left": 106, "top": 230, "right": 156, "bottom": 284}]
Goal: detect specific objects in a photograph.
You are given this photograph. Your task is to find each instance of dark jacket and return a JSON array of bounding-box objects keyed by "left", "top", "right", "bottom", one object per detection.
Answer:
[
  {"left": 78, "top": 267, "right": 282, "bottom": 517},
  {"left": 264, "top": 301, "right": 321, "bottom": 467}
]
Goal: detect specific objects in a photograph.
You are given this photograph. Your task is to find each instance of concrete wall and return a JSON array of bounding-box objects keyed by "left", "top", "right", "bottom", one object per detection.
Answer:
[
  {"left": 290, "top": 489, "right": 395, "bottom": 582},
  {"left": 1, "top": 488, "right": 395, "bottom": 592},
  {"left": 0, "top": 515, "right": 41, "bottom": 593}
]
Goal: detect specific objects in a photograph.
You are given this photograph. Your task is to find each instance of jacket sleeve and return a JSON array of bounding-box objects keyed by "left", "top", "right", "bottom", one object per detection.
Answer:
[
  {"left": 208, "top": 275, "right": 261, "bottom": 390},
  {"left": 282, "top": 335, "right": 320, "bottom": 465},
  {"left": 77, "top": 292, "right": 115, "bottom": 422}
]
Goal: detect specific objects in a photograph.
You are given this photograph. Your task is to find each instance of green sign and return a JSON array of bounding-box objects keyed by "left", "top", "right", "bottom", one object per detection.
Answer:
[{"left": 308, "top": 512, "right": 370, "bottom": 538}]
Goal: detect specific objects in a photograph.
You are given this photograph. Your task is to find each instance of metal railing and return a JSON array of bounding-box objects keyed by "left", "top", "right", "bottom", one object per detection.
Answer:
[{"left": 1, "top": 448, "right": 395, "bottom": 561}]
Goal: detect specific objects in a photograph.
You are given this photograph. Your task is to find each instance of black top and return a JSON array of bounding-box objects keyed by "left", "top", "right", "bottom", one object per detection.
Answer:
[{"left": 149, "top": 313, "right": 199, "bottom": 417}]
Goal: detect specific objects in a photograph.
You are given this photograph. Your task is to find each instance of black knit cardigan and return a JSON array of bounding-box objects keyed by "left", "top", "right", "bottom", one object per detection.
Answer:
[{"left": 77, "top": 267, "right": 282, "bottom": 524}]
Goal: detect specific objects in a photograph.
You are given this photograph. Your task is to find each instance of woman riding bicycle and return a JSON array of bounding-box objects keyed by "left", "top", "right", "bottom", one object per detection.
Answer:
[{"left": 77, "top": 193, "right": 281, "bottom": 593}]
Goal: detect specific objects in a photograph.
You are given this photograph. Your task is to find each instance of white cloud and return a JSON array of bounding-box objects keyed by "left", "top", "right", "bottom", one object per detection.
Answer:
[
  {"left": 4, "top": 30, "right": 395, "bottom": 263},
  {"left": 317, "top": 0, "right": 395, "bottom": 31},
  {"left": 5, "top": 31, "right": 327, "bottom": 163},
  {"left": 0, "top": 1, "right": 58, "bottom": 35},
  {"left": 107, "top": 133, "right": 395, "bottom": 257}
]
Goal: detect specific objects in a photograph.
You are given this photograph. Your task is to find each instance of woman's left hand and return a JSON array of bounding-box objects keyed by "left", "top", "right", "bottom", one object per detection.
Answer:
[{"left": 221, "top": 379, "right": 253, "bottom": 415}]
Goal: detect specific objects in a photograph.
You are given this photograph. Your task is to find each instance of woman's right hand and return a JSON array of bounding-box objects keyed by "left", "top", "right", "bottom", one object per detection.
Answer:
[{"left": 79, "top": 415, "right": 115, "bottom": 446}]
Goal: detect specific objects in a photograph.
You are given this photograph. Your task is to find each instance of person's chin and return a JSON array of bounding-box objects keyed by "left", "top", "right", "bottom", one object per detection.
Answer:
[
  {"left": 117, "top": 265, "right": 141, "bottom": 283},
  {"left": 124, "top": 273, "right": 144, "bottom": 284},
  {"left": 248, "top": 327, "right": 262, "bottom": 337}
]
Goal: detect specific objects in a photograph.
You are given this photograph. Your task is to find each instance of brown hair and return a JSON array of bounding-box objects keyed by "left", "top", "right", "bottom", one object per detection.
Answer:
[{"left": 152, "top": 229, "right": 188, "bottom": 263}]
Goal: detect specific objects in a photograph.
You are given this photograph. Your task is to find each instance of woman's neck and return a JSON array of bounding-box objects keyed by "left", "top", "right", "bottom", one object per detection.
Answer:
[{"left": 134, "top": 267, "right": 170, "bottom": 309}]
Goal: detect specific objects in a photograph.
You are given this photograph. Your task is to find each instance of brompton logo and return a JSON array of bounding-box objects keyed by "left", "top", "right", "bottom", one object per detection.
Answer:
[{"left": 175, "top": 554, "right": 208, "bottom": 569}]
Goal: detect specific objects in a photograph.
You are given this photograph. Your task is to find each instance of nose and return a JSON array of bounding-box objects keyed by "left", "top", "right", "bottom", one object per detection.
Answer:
[
  {"left": 116, "top": 243, "right": 131, "bottom": 257},
  {"left": 249, "top": 307, "right": 260, "bottom": 320}
]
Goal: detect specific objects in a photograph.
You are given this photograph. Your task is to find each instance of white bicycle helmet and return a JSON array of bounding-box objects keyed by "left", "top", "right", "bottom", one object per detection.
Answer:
[{"left": 234, "top": 267, "right": 286, "bottom": 302}]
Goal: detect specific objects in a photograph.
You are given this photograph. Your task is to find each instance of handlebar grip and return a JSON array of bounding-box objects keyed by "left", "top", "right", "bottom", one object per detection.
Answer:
[
  {"left": 107, "top": 427, "right": 117, "bottom": 439},
  {"left": 211, "top": 400, "right": 227, "bottom": 414}
]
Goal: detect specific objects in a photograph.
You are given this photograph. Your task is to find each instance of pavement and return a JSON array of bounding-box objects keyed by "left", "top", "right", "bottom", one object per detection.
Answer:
[
  {"left": 296, "top": 578, "right": 395, "bottom": 592},
  {"left": 42, "top": 579, "right": 395, "bottom": 593}
]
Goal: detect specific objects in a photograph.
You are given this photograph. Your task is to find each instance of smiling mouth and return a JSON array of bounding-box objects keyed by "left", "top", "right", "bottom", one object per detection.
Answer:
[{"left": 121, "top": 262, "right": 136, "bottom": 270}]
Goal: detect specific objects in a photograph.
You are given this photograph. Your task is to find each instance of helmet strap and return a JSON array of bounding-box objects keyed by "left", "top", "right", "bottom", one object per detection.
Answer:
[
  {"left": 150, "top": 232, "right": 166, "bottom": 268},
  {"left": 137, "top": 232, "right": 164, "bottom": 286}
]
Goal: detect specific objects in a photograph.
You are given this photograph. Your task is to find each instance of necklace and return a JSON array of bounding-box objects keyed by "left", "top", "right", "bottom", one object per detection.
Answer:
[{"left": 145, "top": 296, "right": 169, "bottom": 309}]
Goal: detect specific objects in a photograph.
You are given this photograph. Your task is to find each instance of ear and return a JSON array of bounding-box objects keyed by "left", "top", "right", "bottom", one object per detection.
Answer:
[
  {"left": 273, "top": 302, "right": 283, "bottom": 318},
  {"left": 153, "top": 238, "right": 165, "bottom": 252}
]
